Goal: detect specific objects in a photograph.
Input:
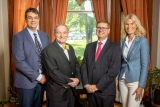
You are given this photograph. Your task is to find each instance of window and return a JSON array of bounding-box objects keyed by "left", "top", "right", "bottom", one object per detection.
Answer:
[{"left": 66, "top": 0, "right": 97, "bottom": 57}]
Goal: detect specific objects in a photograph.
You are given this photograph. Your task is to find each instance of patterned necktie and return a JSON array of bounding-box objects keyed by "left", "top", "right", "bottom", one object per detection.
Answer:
[
  {"left": 95, "top": 42, "right": 102, "bottom": 62},
  {"left": 33, "top": 33, "right": 43, "bottom": 71},
  {"left": 61, "top": 45, "right": 69, "bottom": 51}
]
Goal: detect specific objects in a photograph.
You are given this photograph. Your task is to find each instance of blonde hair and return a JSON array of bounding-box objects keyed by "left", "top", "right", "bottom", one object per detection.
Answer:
[{"left": 121, "top": 14, "right": 146, "bottom": 40}]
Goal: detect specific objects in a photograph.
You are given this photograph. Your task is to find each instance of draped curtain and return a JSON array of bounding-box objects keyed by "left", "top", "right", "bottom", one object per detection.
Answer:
[
  {"left": 39, "top": 0, "right": 53, "bottom": 42},
  {"left": 39, "top": 0, "right": 68, "bottom": 42},
  {"left": 121, "top": 0, "right": 153, "bottom": 101},
  {"left": 8, "top": 0, "right": 40, "bottom": 97},
  {"left": 110, "top": 0, "right": 121, "bottom": 45},
  {"left": 92, "top": 0, "right": 107, "bottom": 21}
]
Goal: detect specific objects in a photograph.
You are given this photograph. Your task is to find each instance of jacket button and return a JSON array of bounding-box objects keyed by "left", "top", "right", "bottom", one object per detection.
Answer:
[
  {"left": 130, "top": 58, "right": 132, "bottom": 60},
  {"left": 125, "top": 62, "right": 128, "bottom": 64},
  {"left": 132, "top": 52, "right": 134, "bottom": 54}
]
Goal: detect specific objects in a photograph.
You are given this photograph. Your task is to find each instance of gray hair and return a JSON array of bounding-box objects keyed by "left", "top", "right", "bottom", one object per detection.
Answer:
[{"left": 54, "top": 23, "right": 69, "bottom": 35}]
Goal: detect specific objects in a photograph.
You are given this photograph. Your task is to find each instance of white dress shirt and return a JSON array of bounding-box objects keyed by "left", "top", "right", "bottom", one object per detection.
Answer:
[
  {"left": 27, "top": 28, "right": 42, "bottom": 81},
  {"left": 122, "top": 36, "right": 135, "bottom": 78},
  {"left": 95, "top": 38, "right": 108, "bottom": 54},
  {"left": 57, "top": 41, "right": 70, "bottom": 60}
]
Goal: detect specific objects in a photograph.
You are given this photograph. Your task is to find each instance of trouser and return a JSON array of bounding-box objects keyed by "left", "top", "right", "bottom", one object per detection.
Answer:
[
  {"left": 47, "top": 90, "right": 75, "bottom": 107},
  {"left": 87, "top": 92, "right": 115, "bottom": 107},
  {"left": 119, "top": 79, "right": 144, "bottom": 107},
  {"left": 18, "top": 83, "right": 44, "bottom": 107}
]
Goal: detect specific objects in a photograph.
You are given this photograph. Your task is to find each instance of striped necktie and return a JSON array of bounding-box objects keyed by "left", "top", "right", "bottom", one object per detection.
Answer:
[{"left": 33, "top": 33, "right": 43, "bottom": 71}]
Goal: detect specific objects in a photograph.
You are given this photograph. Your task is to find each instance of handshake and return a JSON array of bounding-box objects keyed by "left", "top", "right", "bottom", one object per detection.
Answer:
[{"left": 84, "top": 84, "right": 99, "bottom": 93}]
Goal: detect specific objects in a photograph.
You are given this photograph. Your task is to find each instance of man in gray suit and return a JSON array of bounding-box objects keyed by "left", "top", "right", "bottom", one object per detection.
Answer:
[{"left": 12, "top": 8, "right": 50, "bottom": 107}]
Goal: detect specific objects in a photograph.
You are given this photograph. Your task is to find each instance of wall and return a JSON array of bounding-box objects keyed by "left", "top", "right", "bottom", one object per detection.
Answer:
[
  {"left": 0, "top": 0, "right": 10, "bottom": 99},
  {"left": 152, "top": 0, "right": 160, "bottom": 69}
]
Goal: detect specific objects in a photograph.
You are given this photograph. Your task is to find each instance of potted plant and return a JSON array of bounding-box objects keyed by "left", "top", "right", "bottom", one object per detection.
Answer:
[
  {"left": 0, "top": 99, "right": 9, "bottom": 107},
  {"left": 145, "top": 67, "right": 160, "bottom": 105},
  {"left": 0, "top": 86, "right": 19, "bottom": 107},
  {"left": 0, "top": 97, "right": 19, "bottom": 107},
  {"left": 77, "top": 56, "right": 82, "bottom": 66}
]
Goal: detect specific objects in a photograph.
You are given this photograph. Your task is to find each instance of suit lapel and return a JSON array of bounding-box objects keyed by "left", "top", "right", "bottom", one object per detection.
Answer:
[
  {"left": 38, "top": 30, "right": 45, "bottom": 49},
  {"left": 54, "top": 41, "right": 71, "bottom": 64},
  {"left": 92, "top": 42, "right": 97, "bottom": 62},
  {"left": 121, "top": 40, "right": 128, "bottom": 62},
  {"left": 127, "top": 37, "right": 139, "bottom": 60},
  {"left": 24, "top": 28, "right": 39, "bottom": 55},
  {"left": 67, "top": 45, "right": 72, "bottom": 63}
]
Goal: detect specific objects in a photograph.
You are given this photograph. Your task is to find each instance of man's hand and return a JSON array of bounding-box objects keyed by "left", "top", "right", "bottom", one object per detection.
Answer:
[
  {"left": 84, "top": 84, "right": 94, "bottom": 93},
  {"left": 84, "top": 84, "right": 98, "bottom": 93},
  {"left": 67, "top": 78, "right": 79, "bottom": 88},
  {"left": 132, "top": 87, "right": 143, "bottom": 101},
  {"left": 91, "top": 85, "right": 99, "bottom": 92},
  {"left": 38, "top": 74, "right": 46, "bottom": 84}
]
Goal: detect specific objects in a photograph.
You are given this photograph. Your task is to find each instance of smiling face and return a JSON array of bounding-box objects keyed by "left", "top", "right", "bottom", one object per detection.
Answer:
[
  {"left": 96, "top": 23, "right": 110, "bottom": 41},
  {"left": 55, "top": 25, "right": 69, "bottom": 46},
  {"left": 124, "top": 19, "right": 137, "bottom": 37},
  {"left": 25, "top": 12, "right": 39, "bottom": 32}
]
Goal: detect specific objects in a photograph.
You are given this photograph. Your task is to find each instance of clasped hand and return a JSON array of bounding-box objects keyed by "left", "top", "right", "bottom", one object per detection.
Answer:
[
  {"left": 68, "top": 78, "right": 79, "bottom": 88},
  {"left": 84, "top": 84, "right": 99, "bottom": 93}
]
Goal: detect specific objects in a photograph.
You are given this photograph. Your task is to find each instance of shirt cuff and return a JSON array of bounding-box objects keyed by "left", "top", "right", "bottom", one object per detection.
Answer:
[{"left": 36, "top": 74, "right": 42, "bottom": 81}]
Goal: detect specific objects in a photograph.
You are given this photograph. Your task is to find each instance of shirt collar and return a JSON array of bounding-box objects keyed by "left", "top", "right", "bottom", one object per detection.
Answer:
[
  {"left": 125, "top": 36, "right": 135, "bottom": 45},
  {"left": 126, "top": 36, "right": 135, "bottom": 42},
  {"left": 27, "top": 27, "right": 38, "bottom": 36},
  {"left": 97, "top": 37, "right": 108, "bottom": 45},
  {"left": 56, "top": 40, "right": 66, "bottom": 47}
]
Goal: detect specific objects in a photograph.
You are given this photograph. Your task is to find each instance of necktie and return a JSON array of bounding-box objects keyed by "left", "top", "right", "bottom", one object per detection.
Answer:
[
  {"left": 95, "top": 42, "right": 102, "bottom": 62},
  {"left": 33, "top": 33, "right": 43, "bottom": 71},
  {"left": 61, "top": 45, "right": 69, "bottom": 51}
]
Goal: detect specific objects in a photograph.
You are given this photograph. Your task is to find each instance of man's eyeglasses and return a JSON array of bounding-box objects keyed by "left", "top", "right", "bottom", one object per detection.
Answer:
[
  {"left": 56, "top": 32, "right": 68, "bottom": 35},
  {"left": 27, "top": 16, "right": 39, "bottom": 20},
  {"left": 96, "top": 27, "right": 109, "bottom": 30}
]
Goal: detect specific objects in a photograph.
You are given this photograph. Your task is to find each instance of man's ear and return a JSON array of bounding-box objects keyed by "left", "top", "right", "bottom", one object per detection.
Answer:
[
  {"left": 108, "top": 29, "right": 110, "bottom": 34},
  {"left": 25, "top": 19, "right": 27, "bottom": 23}
]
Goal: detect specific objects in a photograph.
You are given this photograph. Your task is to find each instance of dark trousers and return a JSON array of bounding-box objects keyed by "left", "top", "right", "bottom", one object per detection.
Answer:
[
  {"left": 87, "top": 92, "right": 115, "bottom": 107},
  {"left": 18, "top": 83, "right": 44, "bottom": 107},
  {"left": 47, "top": 91, "right": 75, "bottom": 107}
]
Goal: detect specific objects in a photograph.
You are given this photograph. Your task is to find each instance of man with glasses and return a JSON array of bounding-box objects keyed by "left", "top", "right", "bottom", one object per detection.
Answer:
[
  {"left": 43, "top": 23, "right": 81, "bottom": 107},
  {"left": 81, "top": 20, "right": 121, "bottom": 107},
  {"left": 12, "top": 8, "right": 50, "bottom": 107}
]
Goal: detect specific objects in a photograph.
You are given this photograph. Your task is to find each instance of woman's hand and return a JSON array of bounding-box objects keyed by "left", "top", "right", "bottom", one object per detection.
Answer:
[{"left": 132, "top": 87, "right": 143, "bottom": 101}]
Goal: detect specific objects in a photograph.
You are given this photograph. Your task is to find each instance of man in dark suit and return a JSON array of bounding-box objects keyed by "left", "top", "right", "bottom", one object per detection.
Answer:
[
  {"left": 43, "top": 23, "right": 81, "bottom": 107},
  {"left": 12, "top": 8, "right": 50, "bottom": 107},
  {"left": 81, "top": 20, "right": 121, "bottom": 107}
]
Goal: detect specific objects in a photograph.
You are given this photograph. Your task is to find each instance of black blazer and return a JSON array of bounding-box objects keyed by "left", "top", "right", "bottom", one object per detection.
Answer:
[
  {"left": 81, "top": 39, "right": 121, "bottom": 95},
  {"left": 43, "top": 40, "right": 81, "bottom": 101}
]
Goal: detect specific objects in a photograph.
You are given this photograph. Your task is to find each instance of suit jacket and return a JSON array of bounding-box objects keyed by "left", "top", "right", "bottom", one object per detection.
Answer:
[
  {"left": 118, "top": 37, "right": 149, "bottom": 88},
  {"left": 81, "top": 39, "right": 121, "bottom": 95},
  {"left": 12, "top": 28, "right": 50, "bottom": 89},
  {"left": 43, "top": 40, "right": 81, "bottom": 102}
]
